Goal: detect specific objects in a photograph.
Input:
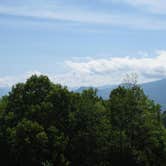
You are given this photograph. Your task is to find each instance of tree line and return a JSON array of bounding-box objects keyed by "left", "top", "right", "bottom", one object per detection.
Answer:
[{"left": 0, "top": 75, "right": 166, "bottom": 166}]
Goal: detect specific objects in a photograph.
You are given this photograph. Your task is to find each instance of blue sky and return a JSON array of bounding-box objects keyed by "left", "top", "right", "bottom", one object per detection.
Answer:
[{"left": 1, "top": 0, "right": 166, "bottom": 87}]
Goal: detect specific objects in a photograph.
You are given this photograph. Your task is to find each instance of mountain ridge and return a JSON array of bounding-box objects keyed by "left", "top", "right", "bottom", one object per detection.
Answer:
[
  {"left": 1, "top": 79, "right": 166, "bottom": 109},
  {"left": 75, "top": 79, "right": 166, "bottom": 110}
]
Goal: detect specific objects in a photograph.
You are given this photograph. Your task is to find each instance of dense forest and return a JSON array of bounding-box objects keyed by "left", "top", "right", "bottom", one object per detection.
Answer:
[{"left": 0, "top": 75, "right": 166, "bottom": 166}]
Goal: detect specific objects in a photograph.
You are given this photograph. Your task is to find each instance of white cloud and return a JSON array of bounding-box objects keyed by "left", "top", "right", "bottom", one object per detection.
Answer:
[
  {"left": 0, "top": 71, "right": 44, "bottom": 88},
  {"left": 62, "top": 50, "right": 166, "bottom": 87},
  {"left": 1, "top": 51, "right": 166, "bottom": 88},
  {"left": 0, "top": 5, "right": 166, "bottom": 30},
  {"left": 111, "top": 0, "right": 166, "bottom": 14}
]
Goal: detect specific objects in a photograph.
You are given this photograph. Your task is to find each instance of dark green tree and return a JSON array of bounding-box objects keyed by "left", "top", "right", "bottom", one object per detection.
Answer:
[
  {"left": 0, "top": 75, "right": 166, "bottom": 166},
  {"left": 108, "top": 85, "right": 166, "bottom": 166}
]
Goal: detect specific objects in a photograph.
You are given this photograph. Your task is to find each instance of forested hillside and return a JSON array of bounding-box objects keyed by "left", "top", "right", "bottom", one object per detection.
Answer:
[{"left": 0, "top": 75, "right": 166, "bottom": 166}]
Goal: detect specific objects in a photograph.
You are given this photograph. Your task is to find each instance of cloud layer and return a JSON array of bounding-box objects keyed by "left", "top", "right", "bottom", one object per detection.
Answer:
[
  {"left": 55, "top": 51, "right": 166, "bottom": 87},
  {"left": 1, "top": 1, "right": 166, "bottom": 30},
  {"left": 2, "top": 51, "right": 166, "bottom": 88},
  {"left": 103, "top": 0, "right": 166, "bottom": 14},
  {"left": 115, "top": 0, "right": 166, "bottom": 14}
]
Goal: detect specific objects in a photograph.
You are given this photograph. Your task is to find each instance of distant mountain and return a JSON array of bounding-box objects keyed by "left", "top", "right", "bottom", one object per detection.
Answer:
[
  {"left": 0, "top": 87, "right": 10, "bottom": 97},
  {"left": 142, "top": 79, "right": 166, "bottom": 109},
  {"left": 75, "top": 85, "right": 116, "bottom": 98},
  {"left": 75, "top": 86, "right": 93, "bottom": 93},
  {"left": 97, "top": 85, "right": 117, "bottom": 99},
  {"left": 1, "top": 79, "right": 166, "bottom": 110},
  {"left": 75, "top": 79, "right": 166, "bottom": 110}
]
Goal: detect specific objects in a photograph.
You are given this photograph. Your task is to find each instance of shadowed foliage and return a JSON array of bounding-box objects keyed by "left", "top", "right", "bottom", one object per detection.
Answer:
[{"left": 0, "top": 75, "right": 166, "bottom": 166}]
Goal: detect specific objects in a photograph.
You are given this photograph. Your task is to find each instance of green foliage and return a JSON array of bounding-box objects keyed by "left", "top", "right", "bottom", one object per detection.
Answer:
[
  {"left": 42, "top": 160, "right": 53, "bottom": 166},
  {"left": 8, "top": 119, "right": 49, "bottom": 165},
  {"left": 161, "top": 111, "right": 166, "bottom": 127},
  {"left": 0, "top": 75, "right": 166, "bottom": 166},
  {"left": 108, "top": 85, "right": 166, "bottom": 165}
]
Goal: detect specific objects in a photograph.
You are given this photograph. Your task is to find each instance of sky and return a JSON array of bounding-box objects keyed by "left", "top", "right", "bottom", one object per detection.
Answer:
[{"left": 1, "top": 0, "right": 166, "bottom": 87}]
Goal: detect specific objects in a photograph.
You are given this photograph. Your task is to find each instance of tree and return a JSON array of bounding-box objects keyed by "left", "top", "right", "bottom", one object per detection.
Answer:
[
  {"left": 108, "top": 84, "right": 166, "bottom": 165},
  {"left": 0, "top": 75, "right": 166, "bottom": 166},
  {"left": 7, "top": 119, "right": 49, "bottom": 166}
]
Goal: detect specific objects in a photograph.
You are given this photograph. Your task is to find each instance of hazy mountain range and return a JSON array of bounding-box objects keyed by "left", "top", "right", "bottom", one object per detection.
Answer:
[
  {"left": 0, "top": 79, "right": 166, "bottom": 110},
  {"left": 75, "top": 79, "right": 166, "bottom": 110}
]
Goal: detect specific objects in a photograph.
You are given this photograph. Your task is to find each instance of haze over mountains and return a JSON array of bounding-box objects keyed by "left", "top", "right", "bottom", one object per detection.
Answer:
[
  {"left": 75, "top": 79, "right": 166, "bottom": 110},
  {"left": 0, "top": 79, "right": 166, "bottom": 109}
]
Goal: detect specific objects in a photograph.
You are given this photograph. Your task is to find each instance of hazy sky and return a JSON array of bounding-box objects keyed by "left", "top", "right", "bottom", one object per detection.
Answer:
[{"left": 1, "top": 0, "right": 166, "bottom": 87}]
